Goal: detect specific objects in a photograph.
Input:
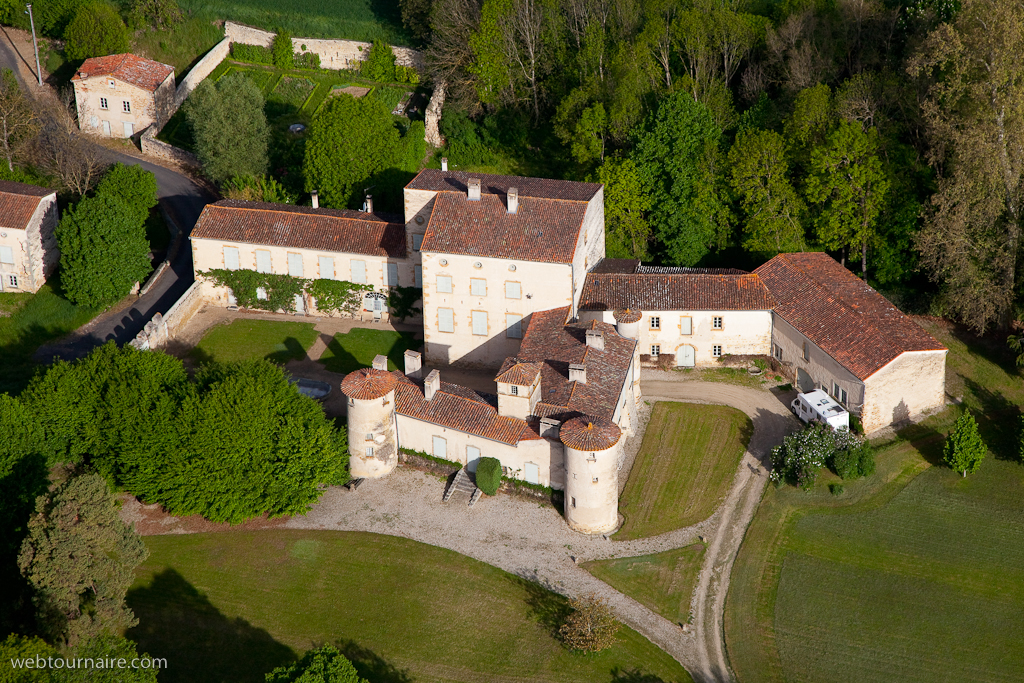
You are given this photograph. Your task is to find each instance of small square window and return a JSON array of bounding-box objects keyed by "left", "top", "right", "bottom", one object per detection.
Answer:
[
  {"left": 651, "top": 344, "right": 661, "bottom": 357},
  {"left": 571, "top": 497, "right": 576, "bottom": 508},
  {"left": 7, "top": 275, "right": 18, "bottom": 288},
  {"left": 365, "top": 446, "right": 374, "bottom": 457},
  {"left": 99, "top": 97, "right": 108, "bottom": 110},
  {"left": 470, "top": 278, "right": 487, "bottom": 296},
  {"left": 713, "top": 316, "right": 723, "bottom": 330},
  {"left": 365, "top": 433, "right": 373, "bottom": 441},
  {"left": 650, "top": 316, "right": 660, "bottom": 330},
  {"left": 108, "top": 79, "right": 115, "bottom": 88},
  {"left": 592, "top": 476, "right": 599, "bottom": 483},
  {"left": 773, "top": 344, "right": 782, "bottom": 360},
  {"left": 505, "top": 281, "right": 521, "bottom": 299},
  {"left": 713, "top": 345, "right": 722, "bottom": 357},
  {"left": 511, "top": 385, "right": 518, "bottom": 396},
  {"left": 122, "top": 100, "right": 131, "bottom": 113}
]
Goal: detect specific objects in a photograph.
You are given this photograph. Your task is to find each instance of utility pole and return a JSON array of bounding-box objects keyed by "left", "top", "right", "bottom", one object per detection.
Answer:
[{"left": 25, "top": 4, "right": 42, "bottom": 86}]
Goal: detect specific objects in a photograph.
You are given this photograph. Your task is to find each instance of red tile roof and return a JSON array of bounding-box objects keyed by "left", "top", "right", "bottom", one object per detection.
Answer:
[
  {"left": 560, "top": 415, "right": 621, "bottom": 451},
  {"left": 494, "top": 358, "right": 543, "bottom": 386},
  {"left": 394, "top": 374, "right": 540, "bottom": 445},
  {"left": 341, "top": 368, "right": 398, "bottom": 400},
  {"left": 580, "top": 273, "right": 774, "bottom": 312},
  {"left": 0, "top": 180, "right": 54, "bottom": 231},
  {"left": 754, "top": 253, "right": 946, "bottom": 380},
  {"left": 72, "top": 53, "right": 174, "bottom": 92},
  {"left": 420, "top": 192, "right": 588, "bottom": 264},
  {"left": 517, "top": 307, "right": 636, "bottom": 423},
  {"left": 407, "top": 169, "right": 601, "bottom": 202},
  {"left": 191, "top": 200, "right": 407, "bottom": 258}
]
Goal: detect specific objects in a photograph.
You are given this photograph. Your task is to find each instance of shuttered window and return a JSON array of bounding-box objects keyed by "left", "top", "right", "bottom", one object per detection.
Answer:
[
  {"left": 432, "top": 436, "right": 447, "bottom": 458},
  {"left": 0, "top": 245, "right": 14, "bottom": 264},
  {"left": 412, "top": 234, "right": 423, "bottom": 250},
  {"left": 506, "top": 313, "right": 523, "bottom": 339},
  {"left": 318, "top": 256, "right": 334, "bottom": 279},
  {"left": 385, "top": 263, "right": 399, "bottom": 286},
  {"left": 438, "top": 307, "right": 454, "bottom": 333},
  {"left": 223, "top": 246, "right": 239, "bottom": 270},
  {"left": 287, "top": 253, "right": 303, "bottom": 277},
  {"left": 472, "top": 311, "right": 487, "bottom": 336},
  {"left": 436, "top": 275, "right": 452, "bottom": 293},
  {"left": 255, "top": 250, "right": 272, "bottom": 273},
  {"left": 414, "top": 265, "right": 422, "bottom": 287},
  {"left": 680, "top": 316, "right": 692, "bottom": 335},
  {"left": 505, "top": 281, "right": 521, "bottom": 299},
  {"left": 470, "top": 278, "right": 487, "bottom": 296},
  {"left": 351, "top": 259, "right": 367, "bottom": 284}
]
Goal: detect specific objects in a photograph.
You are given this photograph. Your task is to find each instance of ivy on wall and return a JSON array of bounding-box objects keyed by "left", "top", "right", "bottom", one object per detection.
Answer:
[
  {"left": 205, "top": 270, "right": 375, "bottom": 316},
  {"left": 307, "top": 278, "right": 374, "bottom": 316}
]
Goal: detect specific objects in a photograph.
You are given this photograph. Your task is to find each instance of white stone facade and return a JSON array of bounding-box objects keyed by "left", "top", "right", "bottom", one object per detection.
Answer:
[
  {"left": 0, "top": 188, "right": 59, "bottom": 293},
  {"left": 73, "top": 71, "right": 174, "bottom": 139}
]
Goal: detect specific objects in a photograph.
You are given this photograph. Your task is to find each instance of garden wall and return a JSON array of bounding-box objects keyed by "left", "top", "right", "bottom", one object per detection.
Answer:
[
  {"left": 223, "top": 21, "right": 425, "bottom": 71},
  {"left": 140, "top": 125, "right": 200, "bottom": 169},
  {"left": 174, "top": 37, "right": 231, "bottom": 111},
  {"left": 129, "top": 280, "right": 205, "bottom": 351}
]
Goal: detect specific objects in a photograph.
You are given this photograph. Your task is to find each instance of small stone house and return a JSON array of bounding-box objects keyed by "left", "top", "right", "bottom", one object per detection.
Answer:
[
  {"left": 71, "top": 54, "right": 175, "bottom": 139},
  {"left": 0, "top": 180, "right": 59, "bottom": 293},
  {"left": 755, "top": 252, "right": 948, "bottom": 432}
]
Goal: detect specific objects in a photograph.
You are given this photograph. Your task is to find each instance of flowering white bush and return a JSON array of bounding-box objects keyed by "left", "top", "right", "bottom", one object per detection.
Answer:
[{"left": 770, "top": 423, "right": 864, "bottom": 490}]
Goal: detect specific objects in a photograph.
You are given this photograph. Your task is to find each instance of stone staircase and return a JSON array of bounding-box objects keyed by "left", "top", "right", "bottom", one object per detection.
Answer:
[{"left": 443, "top": 468, "right": 480, "bottom": 506}]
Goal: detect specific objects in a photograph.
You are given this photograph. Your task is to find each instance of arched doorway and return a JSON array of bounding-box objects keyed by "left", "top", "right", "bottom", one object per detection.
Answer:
[{"left": 677, "top": 345, "right": 695, "bottom": 367}]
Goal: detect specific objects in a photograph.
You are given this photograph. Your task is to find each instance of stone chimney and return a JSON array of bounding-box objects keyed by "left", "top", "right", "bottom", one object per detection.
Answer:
[
  {"left": 468, "top": 178, "right": 481, "bottom": 201},
  {"left": 586, "top": 329, "right": 605, "bottom": 351},
  {"left": 425, "top": 369, "right": 440, "bottom": 400},
  {"left": 441, "top": 157, "right": 448, "bottom": 172},
  {"left": 507, "top": 187, "right": 518, "bottom": 214},
  {"left": 569, "top": 363, "right": 587, "bottom": 384},
  {"left": 404, "top": 350, "right": 422, "bottom": 379},
  {"left": 365, "top": 194, "right": 373, "bottom": 213},
  {"left": 311, "top": 190, "right": 319, "bottom": 209},
  {"left": 372, "top": 354, "right": 388, "bottom": 371}
]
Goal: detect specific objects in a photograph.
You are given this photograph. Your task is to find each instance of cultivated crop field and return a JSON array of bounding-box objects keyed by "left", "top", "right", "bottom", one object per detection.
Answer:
[
  {"left": 726, "top": 317, "right": 1024, "bottom": 683},
  {"left": 616, "top": 402, "right": 752, "bottom": 540}
]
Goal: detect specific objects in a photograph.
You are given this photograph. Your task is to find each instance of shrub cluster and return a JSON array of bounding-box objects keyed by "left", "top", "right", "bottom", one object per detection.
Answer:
[
  {"left": 474, "top": 457, "right": 501, "bottom": 495},
  {"left": 559, "top": 593, "right": 619, "bottom": 653},
  {"left": 231, "top": 43, "right": 274, "bottom": 64},
  {"left": 770, "top": 423, "right": 873, "bottom": 490}
]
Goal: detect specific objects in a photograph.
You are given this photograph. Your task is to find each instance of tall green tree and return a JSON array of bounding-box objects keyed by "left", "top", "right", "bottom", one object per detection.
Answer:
[
  {"left": 17, "top": 474, "right": 148, "bottom": 647},
  {"left": 362, "top": 40, "right": 396, "bottom": 82},
  {"left": 943, "top": 411, "right": 986, "bottom": 477},
  {"left": 55, "top": 192, "right": 152, "bottom": 307},
  {"left": 728, "top": 128, "right": 805, "bottom": 256},
  {"left": 804, "top": 121, "right": 889, "bottom": 276},
  {"left": 184, "top": 72, "right": 270, "bottom": 184},
  {"left": 272, "top": 29, "right": 294, "bottom": 70},
  {"left": 266, "top": 645, "right": 368, "bottom": 683},
  {"left": 95, "top": 163, "right": 158, "bottom": 226},
  {"left": 304, "top": 94, "right": 399, "bottom": 209},
  {"left": 63, "top": 3, "right": 130, "bottom": 61},
  {"left": 596, "top": 157, "right": 651, "bottom": 260},
  {"left": 631, "top": 92, "right": 732, "bottom": 265},
  {"left": 908, "top": 0, "right": 1024, "bottom": 331}
]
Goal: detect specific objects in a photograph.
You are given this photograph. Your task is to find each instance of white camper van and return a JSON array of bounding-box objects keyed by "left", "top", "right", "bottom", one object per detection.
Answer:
[{"left": 791, "top": 389, "right": 850, "bottom": 430}]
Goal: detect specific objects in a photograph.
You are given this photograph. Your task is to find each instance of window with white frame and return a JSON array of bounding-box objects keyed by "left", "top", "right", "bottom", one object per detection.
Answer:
[
  {"left": 318, "top": 255, "right": 335, "bottom": 279},
  {"left": 713, "top": 345, "right": 722, "bottom": 357},
  {"left": 650, "top": 316, "right": 661, "bottom": 330},
  {"left": 506, "top": 313, "right": 522, "bottom": 338},
  {"left": 438, "top": 307, "right": 454, "bottom": 333},
  {"left": 712, "top": 316, "right": 723, "bottom": 330},
  {"left": 651, "top": 344, "right": 661, "bottom": 357},
  {"left": 255, "top": 249, "right": 272, "bottom": 273},
  {"left": 436, "top": 274, "right": 452, "bottom": 293},
  {"left": 471, "top": 310, "right": 488, "bottom": 336},
  {"left": 412, "top": 234, "right": 423, "bottom": 250},
  {"left": 287, "top": 253, "right": 303, "bottom": 277},
  {"left": 470, "top": 278, "right": 487, "bottom": 296},
  {"left": 505, "top": 281, "right": 521, "bottom": 299},
  {"left": 432, "top": 436, "right": 447, "bottom": 458},
  {"left": 350, "top": 259, "right": 367, "bottom": 284},
  {"left": 0, "top": 245, "right": 13, "bottom": 264},
  {"left": 223, "top": 246, "right": 239, "bottom": 270},
  {"left": 365, "top": 446, "right": 374, "bottom": 457},
  {"left": 511, "top": 385, "right": 518, "bottom": 395},
  {"left": 680, "top": 316, "right": 692, "bottom": 335},
  {"left": 122, "top": 100, "right": 131, "bottom": 113},
  {"left": 7, "top": 275, "right": 17, "bottom": 288},
  {"left": 108, "top": 79, "right": 115, "bottom": 88},
  {"left": 99, "top": 97, "right": 108, "bottom": 110},
  {"left": 773, "top": 344, "right": 782, "bottom": 360},
  {"left": 832, "top": 382, "right": 848, "bottom": 405}
]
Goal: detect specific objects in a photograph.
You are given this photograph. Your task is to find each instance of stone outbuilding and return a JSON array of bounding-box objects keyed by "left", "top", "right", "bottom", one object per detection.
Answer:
[
  {"left": 71, "top": 53, "right": 175, "bottom": 138},
  {"left": 0, "top": 180, "right": 59, "bottom": 293}
]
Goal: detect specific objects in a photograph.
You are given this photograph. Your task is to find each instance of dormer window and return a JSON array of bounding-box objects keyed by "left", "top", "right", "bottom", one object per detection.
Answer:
[{"left": 108, "top": 79, "right": 115, "bottom": 88}]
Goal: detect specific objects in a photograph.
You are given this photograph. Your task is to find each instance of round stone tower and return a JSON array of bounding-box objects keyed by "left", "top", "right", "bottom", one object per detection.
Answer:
[
  {"left": 561, "top": 415, "right": 622, "bottom": 534},
  {"left": 340, "top": 368, "right": 399, "bottom": 479},
  {"left": 613, "top": 308, "right": 642, "bottom": 340}
]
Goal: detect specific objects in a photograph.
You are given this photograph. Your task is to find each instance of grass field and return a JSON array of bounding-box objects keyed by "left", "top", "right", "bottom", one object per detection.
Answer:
[
  {"left": 584, "top": 545, "right": 706, "bottom": 626},
  {"left": 725, "top": 317, "right": 1024, "bottom": 683},
  {"left": 133, "top": 17, "right": 225, "bottom": 76},
  {"left": 192, "top": 320, "right": 320, "bottom": 364},
  {"left": 616, "top": 402, "right": 752, "bottom": 540},
  {"left": 179, "top": 0, "right": 412, "bottom": 45},
  {"left": 128, "top": 530, "right": 692, "bottom": 683},
  {"left": 0, "top": 277, "right": 101, "bottom": 394},
  {"left": 318, "top": 328, "right": 420, "bottom": 374}
]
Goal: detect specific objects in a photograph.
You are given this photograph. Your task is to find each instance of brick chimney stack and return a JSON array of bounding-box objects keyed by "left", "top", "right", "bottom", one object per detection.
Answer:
[
  {"left": 425, "top": 369, "right": 440, "bottom": 400},
  {"left": 441, "top": 157, "right": 448, "bottom": 172},
  {"left": 569, "top": 363, "right": 586, "bottom": 384},
  {"left": 311, "top": 190, "right": 319, "bottom": 209},
  {"left": 586, "top": 329, "right": 605, "bottom": 351},
  {"left": 372, "top": 354, "right": 388, "bottom": 371},
  {"left": 468, "top": 178, "right": 481, "bottom": 201}
]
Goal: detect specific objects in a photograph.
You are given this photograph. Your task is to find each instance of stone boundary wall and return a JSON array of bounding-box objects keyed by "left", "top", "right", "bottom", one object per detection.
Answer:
[
  {"left": 129, "top": 280, "right": 205, "bottom": 350},
  {"left": 424, "top": 82, "right": 445, "bottom": 147},
  {"left": 140, "top": 125, "right": 200, "bottom": 169},
  {"left": 224, "top": 21, "right": 425, "bottom": 71},
  {"left": 174, "top": 37, "right": 231, "bottom": 111}
]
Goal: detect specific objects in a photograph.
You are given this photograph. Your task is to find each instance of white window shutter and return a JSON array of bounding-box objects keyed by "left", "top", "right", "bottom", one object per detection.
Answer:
[
  {"left": 437, "top": 275, "right": 452, "bottom": 293},
  {"left": 438, "top": 308, "right": 454, "bottom": 332},
  {"left": 223, "top": 246, "right": 239, "bottom": 271},
  {"left": 255, "top": 250, "right": 272, "bottom": 273},
  {"left": 506, "top": 313, "right": 523, "bottom": 339},
  {"left": 472, "top": 311, "right": 487, "bottom": 336},
  {"left": 318, "top": 256, "right": 334, "bottom": 279},
  {"left": 351, "top": 260, "right": 367, "bottom": 284},
  {"left": 0, "top": 245, "right": 14, "bottom": 264},
  {"left": 287, "top": 253, "right": 303, "bottom": 277},
  {"left": 432, "top": 436, "right": 446, "bottom": 458},
  {"left": 505, "top": 281, "right": 521, "bottom": 299}
]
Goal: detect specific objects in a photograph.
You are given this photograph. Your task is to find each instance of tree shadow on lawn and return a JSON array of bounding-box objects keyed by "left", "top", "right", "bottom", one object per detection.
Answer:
[
  {"left": 267, "top": 336, "right": 309, "bottom": 364},
  {"left": 127, "top": 568, "right": 296, "bottom": 683},
  {"left": 507, "top": 571, "right": 573, "bottom": 641},
  {"left": 318, "top": 330, "right": 420, "bottom": 375},
  {"left": 963, "top": 377, "right": 1022, "bottom": 461},
  {"left": 609, "top": 668, "right": 675, "bottom": 683},
  {"left": 335, "top": 639, "right": 413, "bottom": 683}
]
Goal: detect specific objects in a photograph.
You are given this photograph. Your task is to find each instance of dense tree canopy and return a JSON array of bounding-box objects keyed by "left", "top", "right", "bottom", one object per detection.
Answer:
[
  {"left": 95, "top": 163, "right": 159, "bottom": 226},
  {"left": 63, "top": 3, "right": 130, "bottom": 61},
  {"left": 184, "top": 72, "right": 270, "bottom": 184},
  {"left": 266, "top": 645, "right": 368, "bottom": 683}
]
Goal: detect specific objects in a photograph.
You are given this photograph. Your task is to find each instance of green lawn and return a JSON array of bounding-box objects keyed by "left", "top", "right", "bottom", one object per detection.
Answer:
[
  {"left": 133, "top": 17, "right": 225, "bottom": 76},
  {"left": 616, "top": 402, "right": 753, "bottom": 540},
  {"left": 318, "top": 328, "right": 420, "bottom": 374},
  {"left": 0, "top": 277, "right": 101, "bottom": 394},
  {"left": 725, "top": 317, "right": 1024, "bottom": 683},
  {"left": 192, "top": 320, "right": 320, "bottom": 364},
  {"left": 584, "top": 545, "right": 706, "bottom": 626},
  {"left": 128, "top": 530, "right": 692, "bottom": 683}
]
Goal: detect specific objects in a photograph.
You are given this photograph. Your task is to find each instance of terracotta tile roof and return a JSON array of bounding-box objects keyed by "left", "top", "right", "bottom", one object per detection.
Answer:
[
  {"left": 613, "top": 309, "right": 642, "bottom": 323},
  {"left": 419, "top": 192, "right": 588, "bottom": 264},
  {"left": 72, "top": 53, "right": 174, "bottom": 92},
  {"left": 754, "top": 253, "right": 946, "bottom": 380},
  {"left": 341, "top": 368, "right": 398, "bottom": 400},
  {"left": 580, "top": 273, "right": 774, "bottom": 312},
  {"left": 591, "top": 258, "right": 640, "bottom": 274},
  {"left": 0, "top": 181, "right": 53, "bottom": 231},
  {"left": 495, "top": 358, "right": 543, "bottom": 385},
  {"left": 637, "top": 265, "right": 748, "bottom": 275},
  {"left": 394, "top": 374, "right": 540, "bottom": 445},
  {"left": 517, "top": 307, "right": 636, "bottom": 423},
  {"left": 407, "top": 169, "right": 601, "bottom": 202},
  {"left": 190, "top": 200, "right": 407, "bottom": 258},
  {"left": 560, "top": 415, "right": 621, "bottom": 451}
]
